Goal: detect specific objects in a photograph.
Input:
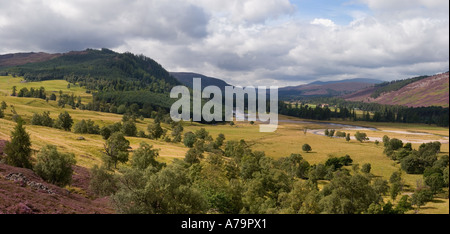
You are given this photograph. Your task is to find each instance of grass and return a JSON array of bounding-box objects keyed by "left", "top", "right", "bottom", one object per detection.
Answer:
[
  {"left": 0, "top": 75, "right": 92, "bottom": 103},
  {"left": 0, "top": 75, "right": 448, "bottom": 214}
]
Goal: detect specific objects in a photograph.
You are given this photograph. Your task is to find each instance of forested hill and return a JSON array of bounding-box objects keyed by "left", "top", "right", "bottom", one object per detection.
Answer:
[
  {"left": 170, "top": 72, "right": 233, "bottom": 91},
  {"left": 0, "top": 48, "right": 181, "bottom": 93}
]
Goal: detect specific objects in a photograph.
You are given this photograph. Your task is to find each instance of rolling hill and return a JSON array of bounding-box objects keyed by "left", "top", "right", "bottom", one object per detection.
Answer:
[
  {"left": 279, "top": 78, "right": 382, "bottom": 98},
  {"left": 344, "top": 72, "right": 449, "bottom": 107},
  {"left": 0, "top": 49, "right": 182, "bottom": 110},
  {"left": 0, "top": 49, "right": 180, "bottom": 87}
]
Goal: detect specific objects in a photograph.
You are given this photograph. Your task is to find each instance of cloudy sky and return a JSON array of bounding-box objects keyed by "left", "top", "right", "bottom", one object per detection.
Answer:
[{"left": 0, "top": 0, "right": 448, "bottom": 87}]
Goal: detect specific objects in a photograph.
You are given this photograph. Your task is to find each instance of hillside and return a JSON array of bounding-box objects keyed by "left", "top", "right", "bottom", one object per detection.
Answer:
[
  {"left": 0, "top": 52, "right": 62, "bottom": 68},
  {"left": 279, "top": 78, "right": 382, "bottom": 98},
  {"left": 0, "top": 49, "right": 180, "bottom": 90},
  {"left": 344, "top": 72, "right": 449, "bottom": 107},
  {"left": 0, "top": 49, "right": 183, "bottom": 110},
  {"left": 0, "top": 162, "right": 113, "bottom": 214},
  {"left": 170, "top": 72, "right": 233, "bottom": 91}
]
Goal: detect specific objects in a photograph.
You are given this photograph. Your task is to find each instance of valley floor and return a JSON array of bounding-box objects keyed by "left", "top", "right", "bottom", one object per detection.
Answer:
[{"left": 0, "top": 76, "right": 448, "bottom": 214}]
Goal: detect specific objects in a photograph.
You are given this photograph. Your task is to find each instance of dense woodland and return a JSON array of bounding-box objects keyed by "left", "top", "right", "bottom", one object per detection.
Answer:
[{"left": 279, "top": 99, "right": 449, "bottom": 127}]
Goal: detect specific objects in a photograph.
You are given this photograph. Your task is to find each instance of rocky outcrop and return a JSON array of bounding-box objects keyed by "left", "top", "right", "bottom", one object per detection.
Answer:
[{"left": 4, "top": 173, "right": 54, "bottom": 194}]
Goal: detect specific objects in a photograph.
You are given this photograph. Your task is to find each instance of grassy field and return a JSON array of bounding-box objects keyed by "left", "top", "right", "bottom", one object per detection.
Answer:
[{"left": 0, "top": 75, "right": 448, "bottom": 214}]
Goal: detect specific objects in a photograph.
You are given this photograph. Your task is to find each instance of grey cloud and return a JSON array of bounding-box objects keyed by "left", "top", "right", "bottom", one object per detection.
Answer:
[{"left": 0, "top": 0, "right": 210, "bottom": 53}]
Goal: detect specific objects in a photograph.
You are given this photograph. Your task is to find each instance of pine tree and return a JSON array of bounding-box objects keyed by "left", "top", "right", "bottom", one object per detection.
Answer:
[{"left": 4, "top": 120, "right": 32, "bottom": 169}]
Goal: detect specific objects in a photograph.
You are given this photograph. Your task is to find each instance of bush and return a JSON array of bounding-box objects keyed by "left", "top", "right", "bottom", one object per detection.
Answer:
[
  {"left": 34, "top": 145, "right": 76, "bottom": 187},
  {"left": 354, "top": 131, "right": 369, "bottom": 142},
  {"left": 147, "top": 122, "right": 163, "bottom": 139},
  {"left": 100, "top": 126, "right": 112, "bottom": 140},
  {"left": 131, "top": 142, "right": 164, "bottom": 170},
  {"left": 361, "top": 163, "right": 371, "bottom": 173},
  {"left": 388, "top": 138, "right": 403, "bottom": 150},
  {"left": 183, "top": 132, "right": 197, "bottom": 148},
  {"left": 339, "top": 155, "right": 353, "bottom": 166},
  {"left": 335, "top": 131, "right": 346, "bottom": 138},
  {"left": 122, "top": 120, "right": 137, "bottom": 137},
  {"left": 73, "top": 119, "right": 100, "bottom": 134},
  {"left": 30, "top": 111, "right": 54, "bottom": 127},
  {"left": 89, "top": 165, "right": 119, "bottom": 196}
]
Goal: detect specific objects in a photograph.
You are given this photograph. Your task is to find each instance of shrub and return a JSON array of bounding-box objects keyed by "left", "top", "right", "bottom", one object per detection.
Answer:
[
  {"left": 131, "top": 142, "right": 164, "bottom": 170},
  {"left": 183, "top": 132, "right": 197, "bottom": 148},
  {"left": 335, "top": 131, "right": 346, "bottom": 138},
  {"left": 122, "top": 120, "right": 137, "bottom": 137},
  {"left": 388, "top": 138, "right": 403, "bottom": 150},
  {"left": 361, "top": 163, "right": 371, "bottom": 173},
  {"left": 34, "top": 145, "right": 76, "bottom": 187},
  {"left": 354, "top": 131, "right": 369, "bottom": 142},
  {"left": 147, "top": 122, "right": 163, "bottom": 139},
  {"left": 73, "top": 119, "right": 100, "bottom": 134},
  {"left": 89, "top": 165, "right": 119, "bottom": 196}
]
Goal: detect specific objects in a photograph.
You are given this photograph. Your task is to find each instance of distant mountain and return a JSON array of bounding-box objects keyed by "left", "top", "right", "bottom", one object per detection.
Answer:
[
  {"left": 170, "top": 72, "right": 233, "bottom": 91},
  {"left": 343, "top": 72, "right": 449, "bottom": 107},
  {"left": 279, "top": 78, "right": 382, "bottom": 98},
  {"left": 309, "top": 78, "right": 383, "bottom": 85}
]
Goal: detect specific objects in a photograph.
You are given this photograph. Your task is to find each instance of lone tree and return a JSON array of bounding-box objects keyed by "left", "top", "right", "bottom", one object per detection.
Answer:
[
  {"left": 55, "top": 111, "right": 73, "bottom": 131},
  {"left": 103, "top": 132, "right": 130, "bottom": 169},
  {"left": 302, "top": 144, "right": 312, "bottom": 153},
  {"left": 4, "top": 120, "right": 32, "bottom": 169}
]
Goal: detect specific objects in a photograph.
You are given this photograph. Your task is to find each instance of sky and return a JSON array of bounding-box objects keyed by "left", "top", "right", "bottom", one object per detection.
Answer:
[{"left": 0, "top": 0, "right": 448, "bottom": 87}]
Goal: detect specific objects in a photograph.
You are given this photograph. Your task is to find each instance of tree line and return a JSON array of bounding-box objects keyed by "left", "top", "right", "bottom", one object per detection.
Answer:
[{"left": 279, "top": 100, "right": 449, "bottom": 127}]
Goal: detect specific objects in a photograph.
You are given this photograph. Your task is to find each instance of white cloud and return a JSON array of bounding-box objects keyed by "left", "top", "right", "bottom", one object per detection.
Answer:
[{"left": 311, "top": 18, "right": 337, "bottom": 28}]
